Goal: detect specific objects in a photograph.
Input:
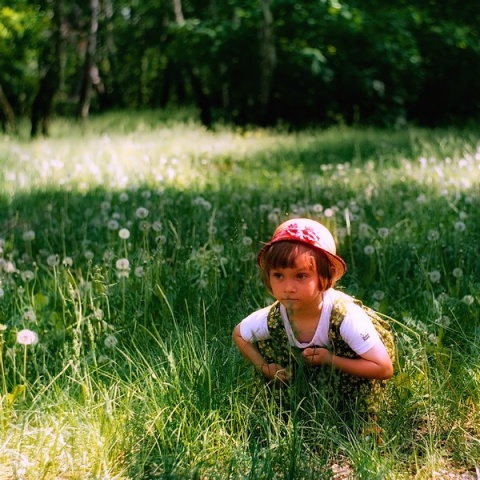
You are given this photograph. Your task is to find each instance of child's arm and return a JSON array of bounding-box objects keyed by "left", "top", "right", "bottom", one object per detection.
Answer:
[
  {"left": 302, "top": 342, "right": 393, "bottom": 380},
  {"left": 232, "top": 324, "right": 289, "bottom": 382}
]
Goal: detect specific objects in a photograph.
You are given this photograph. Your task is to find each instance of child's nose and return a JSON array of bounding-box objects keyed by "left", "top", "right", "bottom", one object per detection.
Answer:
[{"left": 284, "top": 279, "right": 296, "bottom": 292}]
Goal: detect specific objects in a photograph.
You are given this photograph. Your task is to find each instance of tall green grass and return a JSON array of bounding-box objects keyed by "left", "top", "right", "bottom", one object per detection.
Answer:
[{"left": 0, "top": 111, "right": 479, "bottom": 478}]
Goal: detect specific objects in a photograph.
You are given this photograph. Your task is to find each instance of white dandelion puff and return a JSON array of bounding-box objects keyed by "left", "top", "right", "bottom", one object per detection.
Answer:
[
  {"left": 104, "top": 334, "right": 118, "bottom": 349},
  {"left": 16, "top": 329, "right": 39, "bottom": 346},
  {"left": 118, "top": 228, "right": 130, "bottom": 240},
  {"left": 135, "top": 207, "right": 149, "bottom": 219},
  {"left": 47, "top": 255, "right": 59, "bottom": 267},
  {"left": 428, "top": 270, "right": 441, "bottom": 283},
  {"left": 22, "top": 230, "right": 36, "bottom": 241}
]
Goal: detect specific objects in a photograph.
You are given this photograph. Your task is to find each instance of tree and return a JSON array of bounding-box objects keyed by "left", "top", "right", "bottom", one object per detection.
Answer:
[
  {"left": 77, "top": 0, "right": 101, "bottom": 119},
  {"left": 31, "top": 0, "right": 64, "bottom": 136}
]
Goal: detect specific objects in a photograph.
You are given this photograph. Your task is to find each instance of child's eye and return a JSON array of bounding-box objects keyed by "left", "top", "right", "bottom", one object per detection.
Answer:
[
  {"left": 297, "top": 273, "right": 308, "bottom": 280},
  {"left": 272, "top": 272, "right": 283, "bottom": 280}
]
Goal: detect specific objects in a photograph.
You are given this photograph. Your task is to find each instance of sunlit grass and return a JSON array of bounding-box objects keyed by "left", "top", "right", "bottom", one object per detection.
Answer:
[{"left": 0, "top": 110, "right": 479, "bottom": 478}]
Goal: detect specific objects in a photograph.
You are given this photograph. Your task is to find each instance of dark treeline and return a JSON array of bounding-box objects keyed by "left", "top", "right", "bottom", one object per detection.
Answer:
[{"left": 1, "top": 0, "right": 479, "bottom": 135}]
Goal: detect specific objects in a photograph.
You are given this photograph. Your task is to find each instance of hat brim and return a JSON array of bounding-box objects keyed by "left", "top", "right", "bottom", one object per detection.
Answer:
[{"left": 257, "top": 240, "right": 347, "bottom": 283}]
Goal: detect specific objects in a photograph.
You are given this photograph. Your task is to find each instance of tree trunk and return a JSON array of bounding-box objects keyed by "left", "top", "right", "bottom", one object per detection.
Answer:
[
  {"left": 77, "top": 0, "right": 100, "bottom": 119},
  {"left": 172, "top": 0, "right": 185, "bottom": 25},
  {"left": 0, "top": 84, "right": 16, "bottom": 133},
  {"left": 258, "top": 0, "right": 276, "bottom": 125},
  {"left": 31, "top": 0, "right": 64, "bottom": 137}
]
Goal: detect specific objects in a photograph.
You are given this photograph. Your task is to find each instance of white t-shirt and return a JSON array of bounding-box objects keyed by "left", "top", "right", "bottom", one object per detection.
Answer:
[{"left": 239, "top": 289, "right": 381, "bottom": 356}]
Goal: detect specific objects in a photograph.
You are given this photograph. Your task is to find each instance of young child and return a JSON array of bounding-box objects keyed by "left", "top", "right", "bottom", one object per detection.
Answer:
[{"left": 233, "top": 218, "right": 395, "bottom": 416}]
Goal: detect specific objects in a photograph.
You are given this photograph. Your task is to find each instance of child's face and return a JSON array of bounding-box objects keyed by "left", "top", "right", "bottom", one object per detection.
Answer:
[{"left": 268, "top": 251, "right": 323, "bottom": 314}]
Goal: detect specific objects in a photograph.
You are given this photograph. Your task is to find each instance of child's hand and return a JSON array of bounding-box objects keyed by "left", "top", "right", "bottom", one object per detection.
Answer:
[
  {"left": 261, "top": 363, "right": 291, "bottom": 383},
  {"left": 302, "top": 347, "right": 331, "bottom": 366}
]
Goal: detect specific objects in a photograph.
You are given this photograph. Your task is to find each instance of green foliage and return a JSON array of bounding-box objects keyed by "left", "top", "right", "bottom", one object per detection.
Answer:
[
  {"left": 0, "top": 113, "right": 479, "bottom": 477},
  {"left": 2, "top": 1, "right": 480, "bottom": 128}
]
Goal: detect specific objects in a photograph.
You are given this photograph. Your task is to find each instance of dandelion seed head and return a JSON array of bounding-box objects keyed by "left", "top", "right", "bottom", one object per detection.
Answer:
[
  {"left": 454, "top": 221, "right": 466, "bottom": 233},
  {"left": 104, "top": 334, "right": 118, "bottom": 349},
  {"left": 16, "top": 329, "right": 39, "bottom": 346},
  {"left": 23, "top": 309, "right": 36, "bottom": 323},
  {"left": 428, "top": 270, "right": 441, "bottom": 283},
  {"left": 364, "top": 245, "right": 375, "bottom": 256},
  {"left": 118, "top": 228, "right": 130, "bottom": 239},
  {"left": 22, "top": 230, "right": 36, "bottom": 241},
  {"left": 135, "top": 207, "right": 149, "bottom": 219},
  {"left": 107, "top": 219, "right": 120, "bottom": 230},
  {"left": 373, "top": 290, "right": 385, "bottom": 301},
  {"left": 452, "top": 268, "right": 463, "bottom": 278},
  {"left": 46, "top": 255, "right": 58, "bottom": 267},
  {"left": 134, "top": 266, "right": 145, "bottom": 278},
  {"left": 242, "top": 236, "right": 253, "bottom": 246},
  {"left": 21, "top": 270, "right": 35, "bottom": 282},
  {"left": 62, "top": 254, "right": 73, "bottom": 268},
  {"left": 116, "top": 258, "right": 130, "bottom": 270},
  {"left": 427, "top": 229, "right": 440, "bottom": 241},
  {"left": 84, "top": 251, "right": 94, "bottom": 260},
  {"left": 378, "top": 227, "right": 389, "bottom": 239},
  {"left": 462, "top": 295, "right": 474, "bottom": 305},
  {"left": 152, "top": 221, "right": 163, "bottom": 232}
]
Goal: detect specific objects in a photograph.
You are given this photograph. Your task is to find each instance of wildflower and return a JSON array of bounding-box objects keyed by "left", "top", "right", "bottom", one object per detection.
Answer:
[
  {"left": 452, "top": 268, "right": 463, "bottom": 278},
  {"left": 119, "top": 192, "right": 129, "bottom": 202},
  {"left": 437, "top": 316, "right": 451, "bottom": 327},
  {"left": 104, "top": 334, "right": 118, "bottom": 349},
  {"left": 427, "top": 229, "right": 440, "bottom": 241},
  {"left": 364, "top": 245, "right": 375, "bottom": 255},
  {"left": 428, "top": 270, "right": 441, "bottom": 283},
  {"left": 139, "top": 221, "right": 150, "bottom": 232},
  {"left": 116, "top": 258, "right": 130, "bottom": 278},
  {"left": 118, "top": 228, "right": 130, "bottom": 240},
  {"left": 462, "top": 295, "right": 474, "bottom": 306},
  {"left": 22, "top": 230, "right": 36, "bottom": 241},
  {"left": 134, "top": 266, "right": 145, "bottom": 278},
  {"left": 107, "top": 219, "right": 120, "bottom": 230},
  {"left": 23, "top": 309, "right": 36, "bottom": 323},
  {"left": 454, "top": 221, "right": 466, "bottom": 233},
  {"left": 16, "top": 329, "right": 39, "bottom": 345},
  {"left": 156, "top": 235, "right": 167, "bottom": 244},
  {"left": 373, "top": 290, "right": 385, "bottom": 301},
  {"left": 63, "top": 256, "right": 74, "bottom": 267},
  {"left": 21, "top": 270, "right": 35, "bottom": 282},
  {"left": 242, "top": 236, "right": 253, "bottom": 246},
  {"left": 152, "top": 221, "right": 163, "bottom": 232},
  {"left": 428, "top": 333, "right": 438, "bottom": 345},
  {"left": 116, "top": 258, "right": 130, "bottom": 270},
  {"left": 324, "top": 208, "right": 335, "bottom": 218},
  {"left": 84, "top": 251, "right": 94, "bottom": 261},
  {"left": 3, "top": 261, "right": 16, "bottom": 273},
  {"left": 46, "top": 255, "right": 58, "bottom": 267},
  {"left": 103, "top": 250, "right": 115, "bottom": 262},
  {"left": 135, "top": 207, "right": 149, "bottom": 219},
  {"left": 378, "top": 227, "right": 389, "bottom": 239}
]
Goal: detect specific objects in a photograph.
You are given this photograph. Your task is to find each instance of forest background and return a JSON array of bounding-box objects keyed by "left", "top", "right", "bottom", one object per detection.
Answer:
[
  {"left": 1, "top": 1, "right": 480, "bottom": 479},
  {"left": 1, "top": 0, "right": 480, "bottom": 134}
]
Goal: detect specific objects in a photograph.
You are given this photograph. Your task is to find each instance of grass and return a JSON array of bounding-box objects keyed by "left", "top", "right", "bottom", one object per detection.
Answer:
[{"left": 0, "top": 110, "right": 479, "bottom": 479}]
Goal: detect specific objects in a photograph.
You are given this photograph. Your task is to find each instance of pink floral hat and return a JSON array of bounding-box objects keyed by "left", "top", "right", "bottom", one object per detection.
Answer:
[{"left": 257, "top": 218, "right": 347, "bottom": 282}]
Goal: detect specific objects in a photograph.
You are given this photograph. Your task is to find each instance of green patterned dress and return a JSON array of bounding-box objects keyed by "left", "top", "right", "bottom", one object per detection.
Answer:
[{"left": 254, "top": 295, "right": 396, "bottom": 417}]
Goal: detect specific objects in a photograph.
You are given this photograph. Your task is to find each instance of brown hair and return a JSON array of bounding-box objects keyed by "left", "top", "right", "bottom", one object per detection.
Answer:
[{"left": 259, "top": 241, "right": 337, "bottom": 292}]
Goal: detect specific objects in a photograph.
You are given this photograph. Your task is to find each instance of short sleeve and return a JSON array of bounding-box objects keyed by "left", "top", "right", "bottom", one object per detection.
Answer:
[
  {"left": 339, "top": 302, "right": 381, "bottom": 355},
  {"left": 238, "top": 306, "right": 271, "bottom": 343}
]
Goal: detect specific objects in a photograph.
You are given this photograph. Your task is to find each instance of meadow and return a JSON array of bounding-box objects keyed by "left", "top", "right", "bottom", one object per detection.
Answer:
[{"left": 0, "top": 111, "right": 479, "bottom": 479}]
